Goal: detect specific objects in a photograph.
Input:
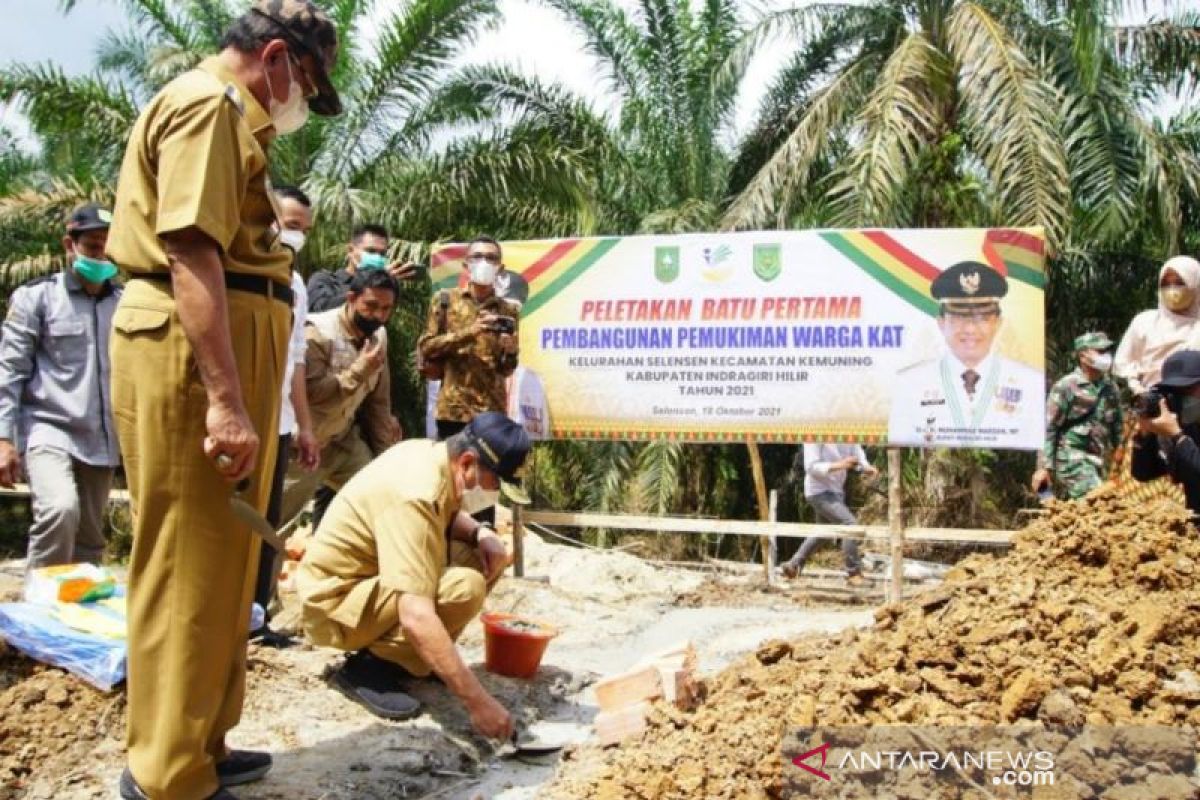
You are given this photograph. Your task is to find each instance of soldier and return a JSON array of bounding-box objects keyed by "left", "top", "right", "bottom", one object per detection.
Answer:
[
  {"left": 0, "top": 204, "right": 121, "bottom": 570},
  {"left": 1031, "top": 332, "right": 1123, "bottom": 499},
  {"left": 105, "top": 3, "right": 341, "bottom": 798},
  {"left": 418, "top": 235, "right": 520, "bottom": 442},
  {"left": 887, "top": 261, "right": 1044, "bottom": 450}
]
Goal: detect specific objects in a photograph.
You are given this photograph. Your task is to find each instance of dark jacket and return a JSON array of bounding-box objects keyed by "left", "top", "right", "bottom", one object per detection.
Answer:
[
  {"left": 307, "top": 267, "right": 354, "bottom": 313},
  {"left": 1131, "top": 427, "right": 1200, "bottom": 514}
]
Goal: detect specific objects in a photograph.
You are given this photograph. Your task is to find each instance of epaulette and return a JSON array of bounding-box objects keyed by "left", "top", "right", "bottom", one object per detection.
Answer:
[{"left": 223, "top": 84, "right": 245, "bottom": 117}]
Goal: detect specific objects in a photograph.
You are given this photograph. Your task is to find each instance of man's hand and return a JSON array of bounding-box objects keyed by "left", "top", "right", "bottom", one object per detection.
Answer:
[
  {"left": 498, "top": 333, "right": 517, "bottom": 354},
  {"left": 357, "top": 337, "right": 385, "bottom": 374},
  {"left": 835, "top": 455, "right": 859, "bottom": 471},
  {"left": 861, "top": 463, "right": 880, "bottom": 481},
  {"left": 471, "top": 313, "right": 500, "bottom": 337},
  {"left": 387, "top": 261, "right": 421, "bottom": 282},
  {"left": 467, "top": 691, "right": 513, "bottom": 741},
  {"left": 203, "top": 399, "right": 259, "bottom": 481},
  {"left": 1142, "top": 398, "right": 1184, "bottom": 438},
  {"left": 294, "top": 426, "right": 320, "bottom": 471},
  {"left": 0, "top": 440, "right": 20, "bottom": 488},
  {"left": 1031, "top": 467, "right": 1051, "bottom": 493},
  {"left": 477, "top": 527, "right": 509, "bottom": 581},
  {"left": 386, "top": 415, "right": 403, "bottom": 443}
]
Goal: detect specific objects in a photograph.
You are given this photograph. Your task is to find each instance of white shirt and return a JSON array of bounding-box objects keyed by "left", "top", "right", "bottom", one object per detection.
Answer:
[
  {"left": 803, "top": 443, "right": 867, "bottom": 498},
  {"left": 279, "top": 273, "right": 308, "bottom": 436}
]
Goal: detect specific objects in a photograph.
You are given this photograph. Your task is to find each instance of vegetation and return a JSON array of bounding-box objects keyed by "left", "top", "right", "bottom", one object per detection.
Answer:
[{"left": 0, "top": 0, "right": 1196, "bottom": 559}]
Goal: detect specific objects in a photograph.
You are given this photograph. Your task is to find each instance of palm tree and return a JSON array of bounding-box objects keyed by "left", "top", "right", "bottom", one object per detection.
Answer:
[{"left": 723, "top": 0, "right": 1200, "bottom": 255}]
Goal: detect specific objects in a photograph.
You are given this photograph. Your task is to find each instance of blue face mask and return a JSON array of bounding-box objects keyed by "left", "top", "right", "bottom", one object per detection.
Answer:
[
  {"left": 74, "top": 254, "right": 118, "bottom": 284},
  {"left": 359, "top": 252, "right": 388, "bottom": 271}
]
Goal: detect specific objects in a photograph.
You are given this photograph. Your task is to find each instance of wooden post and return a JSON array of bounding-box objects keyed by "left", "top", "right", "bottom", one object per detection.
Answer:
[
  {"left": 766, "top": 489, "right": 778, "bottom": 585},
  {"left": 887, "top": 448, "right": 903, "bottom": 602},
  {"left": 746, "top": 441, "right": 772, "bottom": 584},
  {"left": 513, "top": 503, "right": 525, "bottom": 578}
]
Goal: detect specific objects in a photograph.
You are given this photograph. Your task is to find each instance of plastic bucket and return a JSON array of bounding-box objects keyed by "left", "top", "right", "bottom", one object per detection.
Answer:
[{"left": 481, "top": 612, "right": 558, "bottom": 679}]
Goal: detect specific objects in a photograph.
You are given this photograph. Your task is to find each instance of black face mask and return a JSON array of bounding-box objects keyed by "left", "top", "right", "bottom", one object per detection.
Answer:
[{"left": 353, "top": 313, "right": 384, "bottom": 339}]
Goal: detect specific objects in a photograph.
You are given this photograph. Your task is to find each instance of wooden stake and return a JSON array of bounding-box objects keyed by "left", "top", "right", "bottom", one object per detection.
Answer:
[
  {"left": 766, "top": 489, "right": 778, "bottom": 585},
  {"left": 513, "top": 503, "right": 525, "bottom": 578},
  {"left": 746, "top": 441, "right": 772, "bottom": 584},
  {"left": 887, "top": 448, "right": 903, "bottom": 603}
]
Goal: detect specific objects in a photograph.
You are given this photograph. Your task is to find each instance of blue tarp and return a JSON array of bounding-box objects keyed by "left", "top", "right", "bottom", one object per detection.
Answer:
[{"left": 0, "top": 602, "right": 125, "bottom": 691}]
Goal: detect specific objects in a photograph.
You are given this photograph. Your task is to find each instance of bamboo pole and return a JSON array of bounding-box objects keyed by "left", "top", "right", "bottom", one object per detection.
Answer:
[
  {"left": 746, "top": 441, "right": 772, "bottom": 584},
  {"left": 887, "top": 448, "right": 904, "bottom": 603},
  {"left": 512, "top": 503, "right": 525, "bottom": 578},
  {"left": 767, "top": 489, "right": 778, "bottom": 584}
]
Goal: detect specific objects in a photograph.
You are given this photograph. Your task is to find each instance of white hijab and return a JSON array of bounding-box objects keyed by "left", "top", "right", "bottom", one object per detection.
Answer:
[{"left": 1114, "top": 255, "right": 1200, "bottom": 392}]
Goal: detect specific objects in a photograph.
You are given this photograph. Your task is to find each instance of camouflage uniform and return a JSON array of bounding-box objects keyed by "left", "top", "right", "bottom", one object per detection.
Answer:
[
  {"left": 1038, "top": 367, "right": 1123, "bottom": 499},
  {"left": 418, "top": 287, "right": 520, "bottom": 424}
]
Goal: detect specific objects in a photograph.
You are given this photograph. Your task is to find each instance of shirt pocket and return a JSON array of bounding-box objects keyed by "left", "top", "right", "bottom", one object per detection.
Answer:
[
  {"left": 111, "top": 307, "right": 170, "bottom": 337},
  {"left": 46, "top": 317, "right": 88, "bottom": 367}
]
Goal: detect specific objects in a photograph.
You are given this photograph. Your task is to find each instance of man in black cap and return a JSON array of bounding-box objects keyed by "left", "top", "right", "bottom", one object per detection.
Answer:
[
  {"left": 296, "top": 412, "right": 529, "bottom": 739},
  {"left": 0, "top": 204, "right": 121, "bottom": 570},
  {"left": 1132, "top": 349, "right": 1200, "bottom": 515},
  {"left": 888, "top": 261, "right": 1044, "bottom": 449}
]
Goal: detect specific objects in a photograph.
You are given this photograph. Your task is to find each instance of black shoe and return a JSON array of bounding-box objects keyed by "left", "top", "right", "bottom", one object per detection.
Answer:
[
  {"left": 120, "top": 768, "right": 242, "bottom": 799},
  {"left": 217, "top": 749, "right": 272, "bottom": 786},
  {"left": 329, "top": 656, "right": 422, "bottom": 720},
  {"left": 249, "top": 626, "right": 295, "bottom": 649}
]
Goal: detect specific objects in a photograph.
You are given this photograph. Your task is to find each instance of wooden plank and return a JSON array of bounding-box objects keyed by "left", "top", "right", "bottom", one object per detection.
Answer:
[
  {"left": 594, "top": 701, "right": 652, "bottom": 746},
  {"left": 594, "top": 665, "right": 664, "bottom": 712},
  {"left": 523, "top": 510, "right": 1014, "bottom": 545}
]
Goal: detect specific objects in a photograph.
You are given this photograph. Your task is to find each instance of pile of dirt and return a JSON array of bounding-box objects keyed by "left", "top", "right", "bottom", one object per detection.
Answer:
[
  {"left": 0, "top": 643, "right": 124, "bottom": 799},
  {"left": 542, "top": 488, "right": 1200, "bottom": 799},
  {"left": 521, "top": 532, "right": 703, "bottom": 603}
]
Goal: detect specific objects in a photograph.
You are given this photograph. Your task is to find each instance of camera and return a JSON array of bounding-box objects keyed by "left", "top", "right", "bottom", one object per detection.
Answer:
[
  {"left": 1136, "top": 385, "right": 1181, "bottom": 418},
  {"left": 490, "top": 316, "right": 516, "bottom": 335}
]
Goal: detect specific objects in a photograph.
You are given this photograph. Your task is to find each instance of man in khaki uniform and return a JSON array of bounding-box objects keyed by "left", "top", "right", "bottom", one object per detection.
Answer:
[
  {"left": 298, "top": 412, "right": 528, "bottom": 738},
  {"left": 278, "top": 269, "right": 403, "bottom": 525},
  {"left": 419, "top": 235, "right": 521, "bottom": 442},
  {"left": 106, "top": 3, "right": 341, "bottom": 799}
]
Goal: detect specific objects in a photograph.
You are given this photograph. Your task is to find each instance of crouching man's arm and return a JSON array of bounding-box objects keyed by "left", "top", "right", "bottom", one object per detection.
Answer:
[{"left": 397, "top": 593, "right": 513, "bottom": 740}]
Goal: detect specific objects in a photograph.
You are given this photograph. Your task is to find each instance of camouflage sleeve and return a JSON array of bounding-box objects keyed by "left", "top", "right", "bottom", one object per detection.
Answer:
[{"left": 1039, "top": 378, "right": 1068, "bottom": 469}]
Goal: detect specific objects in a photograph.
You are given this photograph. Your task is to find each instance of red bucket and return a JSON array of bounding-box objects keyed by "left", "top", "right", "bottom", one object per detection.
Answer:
[{"left": 481, "top": 612, "right": 558, "bottom": 679}]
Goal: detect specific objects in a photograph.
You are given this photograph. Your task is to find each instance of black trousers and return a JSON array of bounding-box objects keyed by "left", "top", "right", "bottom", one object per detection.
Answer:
[{"left": 253, "top": 433, "right": 291, "bottom": 619}]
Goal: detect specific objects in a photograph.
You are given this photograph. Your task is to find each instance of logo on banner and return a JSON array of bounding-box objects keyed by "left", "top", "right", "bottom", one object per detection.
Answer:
[
  {"left": 792, "top": 742, "right": 832, "bottom": 780},
  {"left": 654, "top": 246, "right": 680, "bottom": 283},
  {"left": 754, "top": 243, "right": 782, "bottom": 282},
  {"left": 701, "top": 244, "right": 733, "bottom": 282}
]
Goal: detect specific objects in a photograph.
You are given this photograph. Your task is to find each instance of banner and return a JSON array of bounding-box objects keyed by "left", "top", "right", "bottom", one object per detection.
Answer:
[{"left": 431, "top": 229, "right": 1046, "bottom": 449}]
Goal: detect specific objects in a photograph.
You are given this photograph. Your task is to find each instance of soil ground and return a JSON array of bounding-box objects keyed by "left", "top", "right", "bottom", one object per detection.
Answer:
[{"left": 0, "top": 531, "right": 875, "bottom": 799}]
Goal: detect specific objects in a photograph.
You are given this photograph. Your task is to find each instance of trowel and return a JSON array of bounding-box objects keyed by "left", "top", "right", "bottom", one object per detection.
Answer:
[{"left": 497, "top": 726, "right": 566, "bottom": 764}]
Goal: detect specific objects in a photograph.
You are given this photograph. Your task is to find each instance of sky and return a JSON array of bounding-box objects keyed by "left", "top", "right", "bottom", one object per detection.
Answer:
[{"left": 0, "top": 0, "right": 1190, "bottom": 152}]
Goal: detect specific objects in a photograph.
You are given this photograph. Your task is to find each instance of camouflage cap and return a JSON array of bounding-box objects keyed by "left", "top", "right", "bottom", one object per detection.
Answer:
[
  {"left": 251, "top": 0, "right": 341, "bottom": 116},
  {"left": 1073, "top": 331, "right": 1113, "bottom": 353}
]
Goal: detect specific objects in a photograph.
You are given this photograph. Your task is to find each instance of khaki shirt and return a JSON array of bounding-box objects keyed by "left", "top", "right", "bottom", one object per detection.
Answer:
[
  {"left": 107, "top": 56, "right": 291, "bottom": 283},
  {"left": 418, "top": 287, "right": 520, "bottom": 423},
  {"left": 305, "top": 305, "right": 397, "bottom": 453},
  {"left": 300, "top": 440, "right": 457, "bottom": 612}
]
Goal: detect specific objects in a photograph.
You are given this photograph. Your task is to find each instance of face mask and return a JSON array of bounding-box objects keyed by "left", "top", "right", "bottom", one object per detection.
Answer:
[
  {"left": 278, "top": 229, "right": 306, "bottom": 254},
  {"left": 461, "top": 467, "right": 501, "bottom": 514},
  {"left": 1161, "top": 286, "right": 1193, "bottom": 313},
  {"left": 353, "top": 313, "right": 384, "bottom": 339},
  {"left": 1181, "top": 395, "right": 1200, "bottom": 425},
  {"left": 266, "top": 55, "right": 309, "bottom": 136},
  {"left": 73, "top": 254, "right": 118, "bottom": 283},
  {"left": 468, "top": 258, "right": 498, "bottom": 286},
  {"left": 1087, "top": 353, "right": 1113, "bottom": 372},
  {"left": 359, "top": 252, "right": 388, "bottom": 271}
]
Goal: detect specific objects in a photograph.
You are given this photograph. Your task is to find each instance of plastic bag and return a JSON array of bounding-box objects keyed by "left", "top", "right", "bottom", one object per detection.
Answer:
[
  {"left": 0, "top": 602, "right": 125, "bottom": 691},
  {"left": 25, "top": 563, "right": 117, "bottom": 605}
]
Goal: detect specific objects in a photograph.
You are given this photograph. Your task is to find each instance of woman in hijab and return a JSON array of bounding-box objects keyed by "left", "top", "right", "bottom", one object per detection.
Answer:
[{"left": 1115, "top": 255, "right": 1200, "bottom": 396}]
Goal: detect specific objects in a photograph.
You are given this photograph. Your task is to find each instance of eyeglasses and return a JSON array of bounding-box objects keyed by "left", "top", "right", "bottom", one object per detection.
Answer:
[{"left": 467, "top": 253, "right": 501, "bottom": 264}]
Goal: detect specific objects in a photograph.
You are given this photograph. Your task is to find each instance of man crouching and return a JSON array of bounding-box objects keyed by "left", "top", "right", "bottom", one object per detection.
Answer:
[{"left": 297, "top": 412, "right": 530, "bottom": 740}]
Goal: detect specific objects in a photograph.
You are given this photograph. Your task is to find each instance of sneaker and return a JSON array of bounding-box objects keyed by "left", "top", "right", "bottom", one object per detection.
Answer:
[
  {"left": 216, "top": 749, "right": 272, "bottom": 786},
  {"left": 845, "top": 573, "right": 868, "bottom": 588},
  {"left": 120, "top": 768, "right": 241, "bottom": 799},
  {"left": 780, "top": 563, "right": 799, "bottom": 580},
  {"left": 329, "top": 657, "right": 422, "bottom": 720}
]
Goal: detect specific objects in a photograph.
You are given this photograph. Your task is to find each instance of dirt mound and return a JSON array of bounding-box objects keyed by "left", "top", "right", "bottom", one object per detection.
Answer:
[
  {"left": 542, "top": 488, "right": 1200, "bottom": 799},
  {"left": 0, "top": 643, "right": 123, "bottom": 799}
]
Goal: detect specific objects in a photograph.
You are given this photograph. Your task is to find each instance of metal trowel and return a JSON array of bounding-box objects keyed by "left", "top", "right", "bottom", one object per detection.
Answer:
[{"left": 495, "top": 726, "right": 565, "bottom": 764}]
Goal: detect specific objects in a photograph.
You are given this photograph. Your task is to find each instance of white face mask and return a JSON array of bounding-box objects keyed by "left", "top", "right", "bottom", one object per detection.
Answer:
[
  {"left": 1088, "top": 353, "right": 1113, "bottom": 372},
  {"left": 468, "top": 258, "right": 498, "bottom": 286},
  {"left": 461, "top": 464, "right": 500, "bottom": 514},
  {"left": 278, "top": 228, "right": 306, "bottom": 253},
  {"left": 267, "top": 56, "right": 309, "bottom": 136}
]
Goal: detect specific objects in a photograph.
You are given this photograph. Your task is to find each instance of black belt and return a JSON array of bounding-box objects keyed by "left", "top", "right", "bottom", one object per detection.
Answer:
[{"left": 138, "top": 272, "right": 293, "bottom": 306}]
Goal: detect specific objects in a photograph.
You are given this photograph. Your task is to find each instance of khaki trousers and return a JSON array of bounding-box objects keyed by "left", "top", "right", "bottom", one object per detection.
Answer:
[
  {"left": 303, "top": 540, "right": 506, "bottom": 677},
  {"left": 110, "top": 279, "right": 287, "bottom": 800},
  {"left": 278, "top": 427, "right": 373, "bottom": 530}
]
